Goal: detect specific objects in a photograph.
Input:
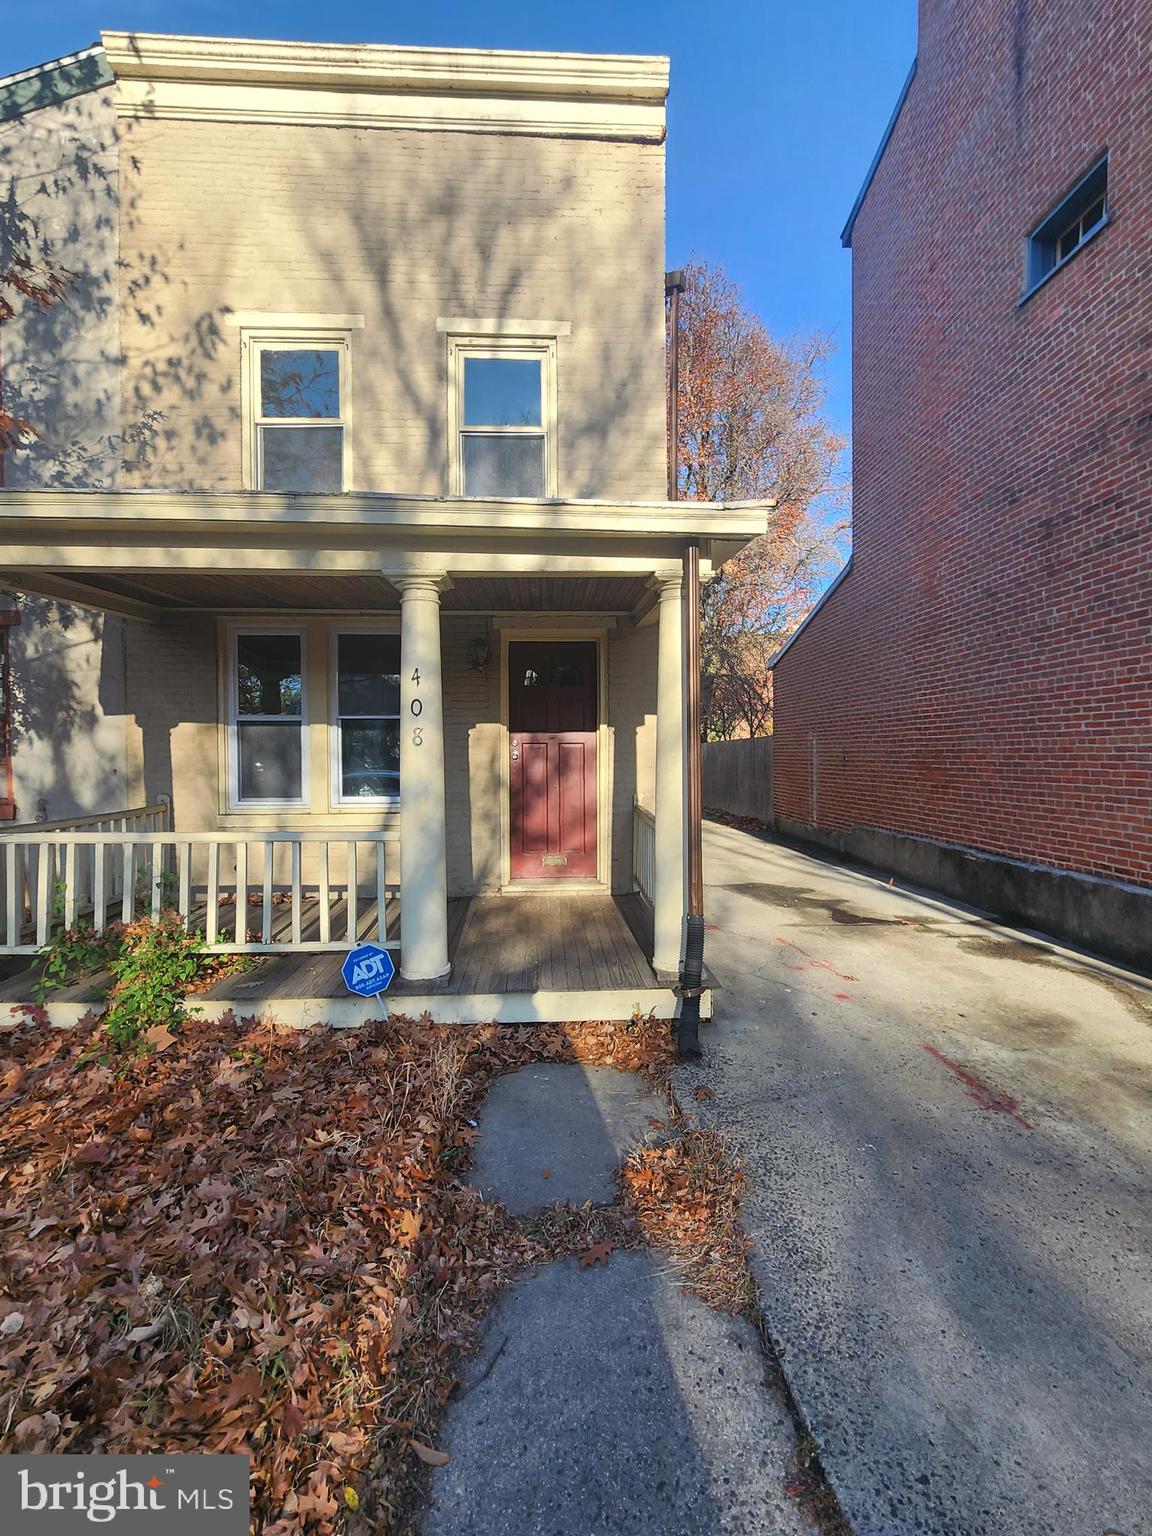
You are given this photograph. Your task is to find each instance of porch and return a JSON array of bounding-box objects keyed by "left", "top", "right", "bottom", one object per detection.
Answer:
[
  {"left": 0, "top": 488, "right": 769, "bottom": 1023},
  {"left": 0, "top": 840, "right": 697, "bottom": 1026}
]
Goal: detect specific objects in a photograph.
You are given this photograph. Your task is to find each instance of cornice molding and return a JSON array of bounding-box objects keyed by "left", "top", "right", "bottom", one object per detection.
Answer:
[{"left": 99, "top": 31, "right": 668, "bottom": 141}]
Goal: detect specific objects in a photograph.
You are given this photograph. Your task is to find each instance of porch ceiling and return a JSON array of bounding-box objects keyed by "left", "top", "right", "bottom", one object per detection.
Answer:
[{"left": 1, "top": 568, "right": 652, "bottom": 617}]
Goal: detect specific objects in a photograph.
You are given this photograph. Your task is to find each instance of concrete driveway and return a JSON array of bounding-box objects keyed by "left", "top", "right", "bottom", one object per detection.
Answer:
[{"left": 681, "top": 819, "right": 1152, "bottom": 1536}]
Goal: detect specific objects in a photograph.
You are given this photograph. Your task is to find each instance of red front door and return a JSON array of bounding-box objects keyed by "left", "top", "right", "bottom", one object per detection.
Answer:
[{"left": 508, "top": 641, "right": 598, "bottom": 880}]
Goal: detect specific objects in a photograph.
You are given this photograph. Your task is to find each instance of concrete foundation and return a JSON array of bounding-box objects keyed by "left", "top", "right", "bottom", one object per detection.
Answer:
[{"left": 774, "top": 815, "right": 1151, "bottom": 975}]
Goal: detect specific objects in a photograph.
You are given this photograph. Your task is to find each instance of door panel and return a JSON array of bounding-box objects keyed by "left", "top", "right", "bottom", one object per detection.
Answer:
[{"left": 509, "top": 641, "right": 598, "bottom": 880}]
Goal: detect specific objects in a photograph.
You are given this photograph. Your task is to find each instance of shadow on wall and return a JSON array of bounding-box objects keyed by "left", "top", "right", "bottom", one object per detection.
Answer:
[{"left": 4, "top": 594, "right": 130, "bottom": 821}]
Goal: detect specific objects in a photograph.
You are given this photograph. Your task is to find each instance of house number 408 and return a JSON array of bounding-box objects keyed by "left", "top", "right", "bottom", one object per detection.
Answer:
[{"left": 411, "top": 668, "right": 423, "bottom": 745}]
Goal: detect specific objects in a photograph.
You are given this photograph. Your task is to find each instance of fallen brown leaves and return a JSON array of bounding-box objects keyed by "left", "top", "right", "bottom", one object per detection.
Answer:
[
  {"left": 0, "top": 1008, "right": 671, "bottom": 1534},
  {"left": 621, "top": 1126, "right": 757, "bottom": 1315}
]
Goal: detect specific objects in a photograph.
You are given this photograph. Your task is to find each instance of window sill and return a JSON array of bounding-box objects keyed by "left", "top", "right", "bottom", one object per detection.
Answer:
[
  {"left": 1019, "top": 214, "right": 1110, "bottom": 305},
  {"left": 219, "top": 807, "right": 400, "bottom": 826}
]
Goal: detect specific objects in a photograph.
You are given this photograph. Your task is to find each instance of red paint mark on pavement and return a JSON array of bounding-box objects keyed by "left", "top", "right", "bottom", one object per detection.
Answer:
[
  {"left": 832, "top": 992, "right": 852, "bottom": 1002},
  {"left": 922, "top": 1044, "right": 1033, "bottom": 1129},
  {"left": 774, "top": 937, "right": 858, "bottom": 983}
]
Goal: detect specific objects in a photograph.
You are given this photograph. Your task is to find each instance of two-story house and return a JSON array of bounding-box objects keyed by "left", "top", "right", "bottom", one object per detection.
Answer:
[{"left": 0, "top": 32, "right": 770, "bottom": 1023}]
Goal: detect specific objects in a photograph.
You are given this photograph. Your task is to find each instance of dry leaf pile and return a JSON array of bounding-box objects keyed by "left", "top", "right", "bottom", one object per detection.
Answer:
[
  {"left": 621, "top": 1125, "right": 757, "bottom": 1315},
  {"left": 0, "top": 1009, "right": 672, "bottom": 1533}
]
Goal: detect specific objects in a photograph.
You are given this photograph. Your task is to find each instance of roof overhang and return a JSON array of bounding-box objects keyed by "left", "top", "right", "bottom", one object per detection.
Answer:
[
  {"left": 0, "top": 488, "right": 767, "bottom": 540},
  {"left": 0, "top": 491, "right": 773, "bottom": 621}
]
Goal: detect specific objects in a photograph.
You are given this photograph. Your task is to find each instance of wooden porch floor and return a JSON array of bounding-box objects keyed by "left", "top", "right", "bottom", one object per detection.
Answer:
[
  {"left": 1, "top": 892, "right": 656, "bottom": 1003},
  {"left": 207, "top": 892, "right": 657, "bottom": 1003}
]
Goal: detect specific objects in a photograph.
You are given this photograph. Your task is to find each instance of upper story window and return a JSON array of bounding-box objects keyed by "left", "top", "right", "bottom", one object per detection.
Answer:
[
  {"left": 449, "top": 338, "right": 556, "bottom": 497},
  {"left": 1025, "top": 155, "right": 1109, "bottom": 297},
  {"left": 242, "top": 329, "right": 351, "bottom": 492}
]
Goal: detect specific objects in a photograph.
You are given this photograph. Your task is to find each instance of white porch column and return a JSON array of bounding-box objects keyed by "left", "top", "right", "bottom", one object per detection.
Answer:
[
  {"left": 652, "top": 571, "right": 686, "bottom": 975},
  {"left": 396, "top": 575, "right": 450, "bottom": 980}
]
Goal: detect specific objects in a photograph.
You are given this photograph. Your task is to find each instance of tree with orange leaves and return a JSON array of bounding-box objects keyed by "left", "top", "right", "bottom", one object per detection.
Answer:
[{"left": 671, "top": 261, "right": 848, "bottom": 738}]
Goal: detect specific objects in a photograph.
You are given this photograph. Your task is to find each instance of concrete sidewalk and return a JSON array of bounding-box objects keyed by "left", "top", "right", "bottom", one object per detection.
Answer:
[
  {"left": 423, "top": 1062, "right": 815, "bottom": 1536},
  {"left": 680, "top": 819, "right": 1152, "bottom": 1536}
]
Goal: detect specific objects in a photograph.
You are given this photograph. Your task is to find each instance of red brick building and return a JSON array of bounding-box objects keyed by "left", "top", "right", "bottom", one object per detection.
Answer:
[{"left": 771, "top": 0, "right": 1151, "bottom": 968}]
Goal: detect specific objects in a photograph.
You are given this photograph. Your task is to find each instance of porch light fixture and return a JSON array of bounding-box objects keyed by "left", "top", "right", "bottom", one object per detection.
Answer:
[{"left": 468, "top": 638, "right": 492, "bottom": 673}]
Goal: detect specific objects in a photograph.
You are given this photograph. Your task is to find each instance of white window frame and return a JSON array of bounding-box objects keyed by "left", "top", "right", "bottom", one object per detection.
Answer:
[
  {"left": 447, "top": 335, "right": 558, "bottom": 497},
  {"left": 226, "top": 624, "right": 310, "bottom": 810},
  {"left": 328, "top": 622, "right": 402, "bottom": 811},
  {"left": 240, "top": 325, "right": 354, "bottom": 492}
]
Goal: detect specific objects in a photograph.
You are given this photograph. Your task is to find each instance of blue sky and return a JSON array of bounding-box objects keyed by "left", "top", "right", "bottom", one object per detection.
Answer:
[{"left": 4, "top": 0, "right": 917, "bottom": 439}]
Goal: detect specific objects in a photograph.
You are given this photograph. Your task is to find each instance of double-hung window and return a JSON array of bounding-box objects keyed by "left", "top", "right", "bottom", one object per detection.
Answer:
[
  {"left": 451, "top": 340, "right": 555, "bottom": 497},
  {"left": 229, "top": 628, "right": 307, "bottom": 807},
  {"left": 332, "top": 630, "right": 401, "bottom": 805},
  {"left": 246, "top": 334, "right": 350, "bottom": 491}
]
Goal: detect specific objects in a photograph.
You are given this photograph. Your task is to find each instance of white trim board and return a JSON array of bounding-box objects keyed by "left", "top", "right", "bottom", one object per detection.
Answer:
[{"left": 15, "top": 987, "right": 711, "bottom": 1030}]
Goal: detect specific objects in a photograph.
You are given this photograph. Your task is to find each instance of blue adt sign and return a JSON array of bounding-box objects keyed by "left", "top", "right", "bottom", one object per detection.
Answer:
[{"left": 342, "top": 943, "right": 396, "bottom": 997}]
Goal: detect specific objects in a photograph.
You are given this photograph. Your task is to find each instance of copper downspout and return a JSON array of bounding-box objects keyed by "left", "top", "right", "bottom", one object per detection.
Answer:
[{"left": 666, "top": 268, "right": 705, "bottom": 1058}]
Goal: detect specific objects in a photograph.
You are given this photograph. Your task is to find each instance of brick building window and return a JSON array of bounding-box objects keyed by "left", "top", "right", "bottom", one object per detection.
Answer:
[{"left": 1026, "top": 155, "right": 1108, "bottom": 296}]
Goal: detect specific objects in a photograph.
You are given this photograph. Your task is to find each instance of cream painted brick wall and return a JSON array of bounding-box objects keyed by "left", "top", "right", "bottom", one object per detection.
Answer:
[
  {"left": 124, "top": 615, "right": 219, "bottom": 827},
  {"left": 117, "top": 119, "right": 667, "bottom": 500},
  {"left": 442, "top": 618, "right": 502, "bottom": 896},
  {"left": 1, "top": 92, "right": 131, "bottom": 825},
  {"left": 608, "top": 620, "right": 657, "bottom": 891}
]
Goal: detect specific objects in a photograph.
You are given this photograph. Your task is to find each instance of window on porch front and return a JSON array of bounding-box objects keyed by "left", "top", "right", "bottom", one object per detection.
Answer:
[
  {"left": 229, "top": 629, "right": 307, "bottom": 807},
  {"left": 332, "top": 631, "right": 401, "bottom": 805}
]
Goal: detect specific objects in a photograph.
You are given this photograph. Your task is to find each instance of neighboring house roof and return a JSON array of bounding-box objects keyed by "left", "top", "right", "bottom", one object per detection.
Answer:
[
  {"left": 766, "top": 555, "right": 854, "bottom": 669},
  {"left": 840, "top": 60, "right": 917, "bottom": 248},
  {"left": 0, "top": 46, "right": 111, "bottom": 122}
]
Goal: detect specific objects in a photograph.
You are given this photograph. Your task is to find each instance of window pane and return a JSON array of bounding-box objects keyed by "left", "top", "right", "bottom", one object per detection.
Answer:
[
  {"left": 463, "top": 357, "right": 542, "bottom": 427},
  {"left": 462, "top": 433, "right": 545, "bottom": 497},
  {"left": 260, "top": 349, "right": 341, "bottom": 418},
  {"left": 341, "top": 719, "right": 400, "bottom": 799},
  {"left": 238, "top": 721, "right": 302, "bottom": 801},
  {"left": 237, "top": 634, "right": 302, "bottom": 716},
  {"left": 338, "top": 633, "right": 401, "bottom": 715},
  {"left": 260, "top": 426, "right": 343, "bottom": 492},
  {"left": 1083, "top": 197, "right": 1105, "bottom": 231}
]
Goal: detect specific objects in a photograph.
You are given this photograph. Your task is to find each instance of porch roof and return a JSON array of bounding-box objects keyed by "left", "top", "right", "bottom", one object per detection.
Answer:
[
  {"left": 0, "top": 487, "right": 771, "bottom": 538},
  {"left": 0, "top": 488, "right": 773, "bottom": 622}
]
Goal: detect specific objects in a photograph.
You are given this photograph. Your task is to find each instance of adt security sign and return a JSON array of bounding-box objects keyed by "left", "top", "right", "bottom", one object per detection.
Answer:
[{"left": 342, "top": 943, "right": 396, "bottom": 998}]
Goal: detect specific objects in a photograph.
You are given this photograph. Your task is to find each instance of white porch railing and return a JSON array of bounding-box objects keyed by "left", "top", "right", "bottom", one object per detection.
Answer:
[
  {"left": 0, "top": 830, "right": 400, "bottom": 956},
  {"left": 4, "top": 800, "right": 172, "bottom": 837},
  {"left": 633, "top": 800, "right": 655, "bottom": 907}
]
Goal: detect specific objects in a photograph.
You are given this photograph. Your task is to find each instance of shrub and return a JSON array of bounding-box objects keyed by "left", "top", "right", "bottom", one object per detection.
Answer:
[{"left": 102, "top": 914, "right": 206, "bottom": 1055}]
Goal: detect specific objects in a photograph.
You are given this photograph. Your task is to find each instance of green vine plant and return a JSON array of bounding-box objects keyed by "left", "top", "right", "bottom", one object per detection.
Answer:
[
  {"left": 34, "top": 923, "right": 122, "bottom": 1003},
  {"left": 101, "top": 914, "right": 206, "bottom": 1056}
]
